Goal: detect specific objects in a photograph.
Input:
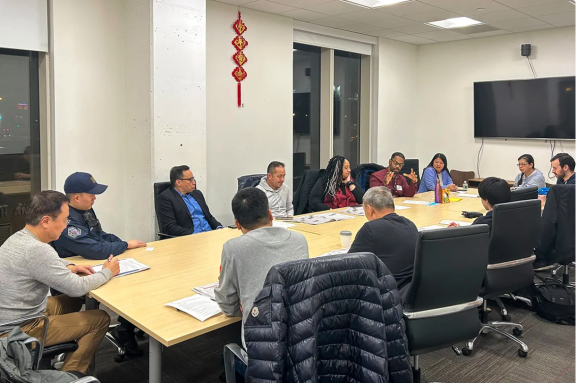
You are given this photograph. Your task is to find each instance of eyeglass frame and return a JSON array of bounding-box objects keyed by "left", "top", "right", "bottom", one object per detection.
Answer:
[
  {"left": 179, "top": 177, "right": 196, "bottom": 183},
  {"left": 390, "top": 159, "right": 405, "bottom": 168}
]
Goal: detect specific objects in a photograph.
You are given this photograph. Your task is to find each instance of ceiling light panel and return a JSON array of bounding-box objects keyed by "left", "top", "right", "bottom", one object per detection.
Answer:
[
  {"left": 428, "top": 17, "right": 484, "bottom": 29},
  {"left": 340, "top": 0, "right": 414, "bottom": 8}
]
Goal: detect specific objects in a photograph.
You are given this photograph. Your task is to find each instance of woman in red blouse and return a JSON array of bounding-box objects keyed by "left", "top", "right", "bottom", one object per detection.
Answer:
[{"left": 309, "top": 155, "right": 364, "bottom": 212}]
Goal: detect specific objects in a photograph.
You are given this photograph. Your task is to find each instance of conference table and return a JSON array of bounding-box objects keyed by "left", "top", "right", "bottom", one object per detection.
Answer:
[{"left": 66, "top": 189, "right": 484, "bottom": 383}]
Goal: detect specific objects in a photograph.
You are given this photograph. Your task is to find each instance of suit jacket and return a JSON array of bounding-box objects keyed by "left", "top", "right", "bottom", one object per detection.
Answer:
[{"left": 156, "top": 188, "right": 221, "bottom": 237}]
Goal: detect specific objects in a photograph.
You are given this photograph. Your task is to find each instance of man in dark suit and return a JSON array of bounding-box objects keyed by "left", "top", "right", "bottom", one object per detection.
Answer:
[{"left": 157, "top": 165, "right": 222, "bottom": 237}]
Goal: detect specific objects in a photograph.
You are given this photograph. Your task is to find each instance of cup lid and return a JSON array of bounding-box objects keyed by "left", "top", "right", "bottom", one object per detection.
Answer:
[{"left": 340, "top": 230, "right": 352, "bottom": 236}]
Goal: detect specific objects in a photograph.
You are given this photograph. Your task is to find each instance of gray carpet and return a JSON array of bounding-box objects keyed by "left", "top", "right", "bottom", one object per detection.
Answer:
[{"left": 93, "top": 299, "right": 575, "bottom": 383}]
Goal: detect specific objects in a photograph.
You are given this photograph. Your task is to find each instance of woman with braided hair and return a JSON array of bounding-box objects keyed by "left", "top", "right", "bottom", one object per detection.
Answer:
[{"left": 308, "top": 155, "right": 364, "bottom": 212}]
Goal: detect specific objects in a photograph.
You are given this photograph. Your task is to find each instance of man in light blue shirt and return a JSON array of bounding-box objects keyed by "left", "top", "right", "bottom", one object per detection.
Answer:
[{"left": 157, "top": 165, "right": 222, "bottom": 237}]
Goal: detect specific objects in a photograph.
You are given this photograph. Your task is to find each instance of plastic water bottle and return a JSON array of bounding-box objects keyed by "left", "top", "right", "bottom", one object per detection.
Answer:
[{"left": 463, "top": 181, "right": 468, "bottom": 191}]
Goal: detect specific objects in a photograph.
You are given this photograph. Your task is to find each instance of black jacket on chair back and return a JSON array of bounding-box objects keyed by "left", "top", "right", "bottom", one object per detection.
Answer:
[
  {"left": 535, "top": 184, "right": 575, "bottom": 264},
  {"left": 293, "top": 169, "right": 324, "bottom": 215},
  {"left": 481, "top": 200, "right": 541, "bottom": 298},
  {"left": 244, "top": 252, "right": 413, "bottom": 383}
]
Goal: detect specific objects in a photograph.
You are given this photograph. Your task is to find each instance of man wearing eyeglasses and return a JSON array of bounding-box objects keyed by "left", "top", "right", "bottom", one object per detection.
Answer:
[
  {"left": 369, "top": 152, "right": 418, "bottom": 197},
  {"left": 156, "top": 165, "right": 222, "bottom": 237}
]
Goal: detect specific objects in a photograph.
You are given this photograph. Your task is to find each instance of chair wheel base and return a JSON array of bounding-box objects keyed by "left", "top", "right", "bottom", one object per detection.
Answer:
[
  {"left": 502, "top": 314, "right": 511, "bottom": 321},
  {"left": 462, "top": 348, "right": 473, "bottom": 356},
  {"left": 513, "top": 328, "right": 523, "bottom": 336},
  {"left": 114, "top": 355, "right": 126, "bottom": 363},
  {"left": 518, "top": 349, "right": 528, "bottom": 358}
]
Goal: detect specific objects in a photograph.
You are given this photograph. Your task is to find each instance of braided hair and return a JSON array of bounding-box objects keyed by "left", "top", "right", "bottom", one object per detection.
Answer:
[{"left": 323, "top": 155, "right": 346, "bottom": 201}]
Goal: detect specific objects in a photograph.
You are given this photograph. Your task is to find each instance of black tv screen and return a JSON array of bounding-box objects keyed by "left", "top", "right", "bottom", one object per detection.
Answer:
[{"left": 474, "top": 76, "right": 575, "bottom": 140}]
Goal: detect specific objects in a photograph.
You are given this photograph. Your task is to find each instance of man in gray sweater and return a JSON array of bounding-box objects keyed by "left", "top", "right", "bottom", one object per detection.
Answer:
[
  {"left": 215, "top": 187, "right": 308, "bottom": 348},
  {"left": 256, "top": 161, "right": 294, "bottom": 218},
  {"left": 0, "top": 191, "right": 119, "bottom": 374}
]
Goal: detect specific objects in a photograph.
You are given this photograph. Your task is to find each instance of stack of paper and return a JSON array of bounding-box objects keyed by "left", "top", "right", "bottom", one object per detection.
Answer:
[
  {"left": 165, "top": 295, "right": 221, "bottom": 322},
  {"left": 342, "top": 206, "right": 365, "bottom": 216},
  {"left": 92, "top": 258, "right": 150, "bottom": 278},
  {"left": 293, "top": 213, "right": 356, "bottom": 225},
  {"left": 457, "top": 192, "right": 479, "bottom": 198},
  {"left": 272, "top": 220, "right": 296, "bottom": 228},
  {"left": 394, "top": 205, "right": 411, "bottom": 210},
  {"left": 193, "top": 282, "right": 219, "bottom": 301},
  {"left": 403, "top": 200, "right": 434, "bottom": 206},
  {"left": 417, "top": 225, "right": 446, "bottom": 232},
  {"left": 439, "top": 220, "right": 473, "bottom": 226}
]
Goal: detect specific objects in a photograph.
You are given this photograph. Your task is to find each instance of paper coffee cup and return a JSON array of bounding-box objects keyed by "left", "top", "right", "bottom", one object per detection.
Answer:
[{"left": 340, "top": 230, "right": 352, "bottom": 248}]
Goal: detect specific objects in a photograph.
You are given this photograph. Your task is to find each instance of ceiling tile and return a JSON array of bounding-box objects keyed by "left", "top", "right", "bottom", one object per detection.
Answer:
[
  {"left": 280, "top": 9, "right": 327, "bottom": 21},
  {"left": 492, "top": 0, "right": 566, "bottom": 7},
  {"left": 367, "top": 15, "right": 420, "bottom": 28},
  {"left": 312, "top": 16, "right": 352, "bottom": 27},
  {"left": 374, "top": 1, "right": 439, "bottom": 17},
  {"left": 305, "top": 1, "right": 367, "bottom": 16},
  {"left": 516, "top": 2, "right": 575, "bottom": 17},
  {"left": 414, "top": 29, "right": 467, "bottom": 39},
  {"left": 472, "top": 9, "right": 529, "bottom": 23},
  {"left": 467, "top": 29, "right": 512, "bottom": 37},
  {"left": 338, "top": 9, "right": 397, "bottom": 22},
  {"left": 339, "top": 22, "right": 383, "bottom": 32},
  {"left": 241, "top": 0, "right": 296, "bottom": 13},
  {"left": 393, "top": 23, "right": 442, "bottom": 33},
  {"left": 370, "top": 29, "right": 408, "bottom": 37},
  {"left": 390, "top": 34, "right": 437, "bottom": 44},
  {"left": 214, "top": 0, "right": 257, "bottom": 5},
  {"left": 536, "top": 12, "right": 576, "bottom": 26},
  {"left": 426, "top": 0, "right": 511, "bottom": 15},
  {"left": 506, "top": 24, "right": 556, "bottom": 32},
  {"left": 270, "top": 0, "right": 332, "bottom": 7},
  {"left": 403, "top": 8, "right": 460, "bottom": 22},
  {"left": 490, "top": 17, "right": 552, "bottom": 29},
  {"left": 456, "top": 24, "right": 500, "bottom": 34}
]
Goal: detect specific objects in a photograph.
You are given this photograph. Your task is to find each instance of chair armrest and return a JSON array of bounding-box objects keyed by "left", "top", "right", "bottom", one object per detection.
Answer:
[
  {"left": 72, "top": 377, "right": 100, "bottom": 383},
  {"left": 156, "top": 232, "right": 177, "bottom": 240},
  {"left": 223, "top": 343, "right": 248, "bottom": 383}
]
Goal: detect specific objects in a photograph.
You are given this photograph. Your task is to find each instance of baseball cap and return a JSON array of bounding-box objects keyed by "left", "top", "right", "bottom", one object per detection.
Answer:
[{"left": 64, "top": 172, "right": 108, "bottom": 194}]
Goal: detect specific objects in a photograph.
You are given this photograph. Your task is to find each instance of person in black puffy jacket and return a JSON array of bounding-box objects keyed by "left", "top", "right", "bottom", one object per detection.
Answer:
[{"left": 244, "top": 252, "right": 413, "bottom": 383}]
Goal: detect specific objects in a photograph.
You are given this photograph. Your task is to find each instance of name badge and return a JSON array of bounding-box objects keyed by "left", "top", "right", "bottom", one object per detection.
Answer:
[{"left": 396, "top": 185, "right": 403, "bottom": 191}]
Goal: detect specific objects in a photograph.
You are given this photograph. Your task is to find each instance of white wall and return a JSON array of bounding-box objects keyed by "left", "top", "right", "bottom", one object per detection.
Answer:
[
  {"left": 0, "top": 0, "right": 48, "bottom": 52},
  {"left": 376, "top": 38, "right": 418, "bottom": 164},
  {"left": 414, "top": 27, "right": 575, "bottom": 182},
  {"left": 206, "top": 2, "right": 293, "bottom": 225}
]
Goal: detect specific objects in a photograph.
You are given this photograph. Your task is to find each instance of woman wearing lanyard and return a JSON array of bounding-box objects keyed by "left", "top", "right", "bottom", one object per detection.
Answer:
[
  {"left": 418, "top": 153, "right": 458, "bottom": 193},
  {"left": 512, "top": 154, "right": 546, "bottom": 190}
]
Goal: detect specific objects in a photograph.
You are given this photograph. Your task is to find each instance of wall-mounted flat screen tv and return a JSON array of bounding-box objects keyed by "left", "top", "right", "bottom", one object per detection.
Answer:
[{"left": 474, "top": 76, "right": 575, "bottom": 140}]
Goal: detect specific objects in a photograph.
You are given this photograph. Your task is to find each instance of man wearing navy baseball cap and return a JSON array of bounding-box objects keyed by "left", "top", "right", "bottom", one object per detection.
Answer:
[{"left": 52, "top": 171, "right": 147, "bottom": 358}]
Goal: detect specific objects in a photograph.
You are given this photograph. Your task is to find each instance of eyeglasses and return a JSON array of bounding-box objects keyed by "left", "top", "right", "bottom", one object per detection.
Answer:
[
  {"left": 517, "top": 163, "right": 529, "bottom": 167},
  {"left": 391, "top": 159, "right": 404, "bottom": 167},
  {"left": 49, "top": 216, "right": 70, "bottom": 225},
  {"left": 179, "top": 177, "right": 195, "bottom": 183}
]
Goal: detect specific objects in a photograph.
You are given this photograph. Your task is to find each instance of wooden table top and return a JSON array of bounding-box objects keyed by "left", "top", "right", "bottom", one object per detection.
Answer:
[
  {"left": 66, "top": 189, "right": 484, "bottom": 347},
  {"left": 0, "top": 180, "right": 31, "bottom": 195}
]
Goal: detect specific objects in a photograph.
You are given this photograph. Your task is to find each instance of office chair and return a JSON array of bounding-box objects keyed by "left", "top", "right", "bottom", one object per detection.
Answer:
[
  {"left": 403, "top": 225, "right": 489, "bottom": 383},
  {"left": 236, "top": 174, "right": 265, "bottom": 191},
  {"left": 0, "top": 314, "right": 99, "bottom": 382},
  {"left": 153, "top": 181, "right": 176, "bottom": 240},
  {"left": 400, "top": 159, "right": 420, "bottom": 187},
  {"left": 510, "top": 186, "right": 538, "bottom": 202},
  {"left": 463, "top": 199, "right": 541, "bottom": 358},
  {"left": 350, "top": 163, "right": 385, "bottom": 192},
  {"left": 225, "top": 253, "right": 412, "bottom": 382},
  {"left": 293, "top": 169, "right": 324, "bottom": 215},
  {"left": 450, "top": 170, "right": 475, "bottom": 187}
]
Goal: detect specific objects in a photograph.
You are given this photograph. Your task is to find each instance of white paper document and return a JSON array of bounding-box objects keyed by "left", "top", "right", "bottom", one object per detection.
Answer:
[
  {"left": 293, "top": 213, "right": 357, "bottom": 225},
  {"left": 394, "top": 205, "right": 411, "bottom": 210},
  {"left": 457, "top": 192, "right": 479, "bottom": 198},
  {"left": 342, "top": 206, "right": 365, "bottom": 216},
  {"left": 439, "top": 220, "right": 473, "bottom": 226},
  {"left": 92, "top": 258, "right": 150, "bottom": 278},
  {"left": 193, "top": 282, "right": 219, "bottom": 301},
  {"left": 317, "top": 248, "right": 350, "bottom": 257},
  {"left": 272, "top": 220, "right": 296, "bottom": 228},
  {"left": 418, "top": 225, "right": 446, "bottom": 232},
  {"left": 165, "top": 295, "right": 222, "bottom": 322},
  {"left": 403, "top": 200, "right": 433, "bottom": 206}
]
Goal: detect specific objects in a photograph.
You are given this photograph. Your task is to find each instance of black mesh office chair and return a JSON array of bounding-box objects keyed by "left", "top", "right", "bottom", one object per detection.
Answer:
[
  {"left": 237, "top": 174, "right": 265, "bottom": 191},
  {"left": 0, "top": 315, "right": 99, "bottom": 382},
  {"left": 350, "top": 163, "right": 385, "bottom": 192},
  {"left": 403, "top": 225, "right": 489, "bottom": 383},
  {"left": 463, "top": 199, "right": 541, "bottom": 358},
  {"left": 153, "top": 181, "right": 174, "bottom": 240},
  {"left": 510, "top": 186, "right": 538, "bottom": 201},
  {"left": 293, "top": 169, "right": 324, "bottom": 215}
]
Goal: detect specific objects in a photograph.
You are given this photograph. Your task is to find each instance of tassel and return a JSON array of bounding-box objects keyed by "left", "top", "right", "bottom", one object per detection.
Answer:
[{"left": 238, "top": 82, "right": 241, "bottom": 108}]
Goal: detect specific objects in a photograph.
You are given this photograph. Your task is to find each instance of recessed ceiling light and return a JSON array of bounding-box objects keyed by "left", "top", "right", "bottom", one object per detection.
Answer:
[
  {"left": 340, "top": 0, "right": 414, "bottom": 8},
  {"left": 428, "top": 17, "right": 484, "bottom": 29}
]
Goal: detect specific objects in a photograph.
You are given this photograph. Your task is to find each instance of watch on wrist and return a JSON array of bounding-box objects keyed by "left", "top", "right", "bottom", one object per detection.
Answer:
[{"left": 346, "top": 180, "right": 354, "bottom": 187}]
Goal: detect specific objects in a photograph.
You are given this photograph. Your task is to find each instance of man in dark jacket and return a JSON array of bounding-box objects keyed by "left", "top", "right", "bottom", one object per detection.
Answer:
[
  {"left": 244, "top": 252, "right": 413, "bottom": 383},
  {"left": 156, "top": 165, "right": 222, "bottom": 237},
  {"left": 348, "top": 186, "right": 418, "bottom": 294},
  {"left": 51, "top": 172, "right": 147, "bottom": 358}
]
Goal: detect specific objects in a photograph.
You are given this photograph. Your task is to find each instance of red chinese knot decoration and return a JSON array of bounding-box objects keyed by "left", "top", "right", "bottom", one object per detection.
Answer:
[{"left": 232, "top": 12, "right": 247, "bottom": 107}]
